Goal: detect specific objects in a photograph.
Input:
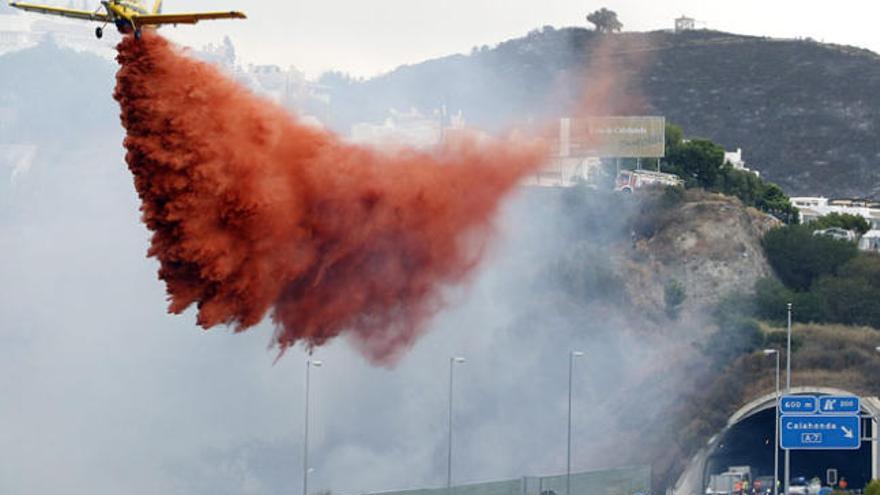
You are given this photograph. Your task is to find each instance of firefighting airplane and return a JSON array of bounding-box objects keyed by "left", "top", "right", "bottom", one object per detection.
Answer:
[{"left": 8, "top": 0, "right": 246, "bottom": 40}]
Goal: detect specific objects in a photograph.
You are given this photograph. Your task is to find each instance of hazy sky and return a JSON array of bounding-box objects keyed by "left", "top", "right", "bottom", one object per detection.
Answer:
[{"left": 149, "top": 0, "right": 880, "bottom": 78}]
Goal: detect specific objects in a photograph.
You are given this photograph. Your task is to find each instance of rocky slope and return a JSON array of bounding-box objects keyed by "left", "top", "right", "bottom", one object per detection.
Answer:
[{"left": 620, "top": 191, "right": 780, "bottom": 317}]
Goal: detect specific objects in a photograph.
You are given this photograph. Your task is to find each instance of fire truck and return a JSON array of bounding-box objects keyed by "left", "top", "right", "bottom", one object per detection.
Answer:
[{"left": 614, "top": 169, "right": 683, "bottom": 193}]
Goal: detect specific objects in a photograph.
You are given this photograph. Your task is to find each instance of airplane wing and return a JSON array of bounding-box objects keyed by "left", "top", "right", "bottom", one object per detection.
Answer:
[
  {"left": 133, "top": 11, "right": 246, "bottom": 26},
  {"left": 8, "top": 2, "right": 109, "bottom": 22}
]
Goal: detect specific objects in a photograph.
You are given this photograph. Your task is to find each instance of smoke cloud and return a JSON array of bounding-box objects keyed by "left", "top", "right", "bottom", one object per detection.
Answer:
[{"left": 113, "top": 34, "right": 547, "bottom": 363}]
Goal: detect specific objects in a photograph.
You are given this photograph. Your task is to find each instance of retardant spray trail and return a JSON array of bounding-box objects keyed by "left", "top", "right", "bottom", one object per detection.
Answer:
[{"left": 113, "top": 34, "right": 547, "bottom": 363}]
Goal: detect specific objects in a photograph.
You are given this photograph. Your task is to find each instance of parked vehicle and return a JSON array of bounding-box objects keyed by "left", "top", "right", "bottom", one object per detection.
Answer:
[{"left": 812, "top": 227, "right": 857, "bottom": 242}]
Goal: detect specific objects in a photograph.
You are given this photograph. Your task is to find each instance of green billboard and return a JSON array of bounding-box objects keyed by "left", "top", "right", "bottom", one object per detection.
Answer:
[{"left": 560, "top": 116, "right": 666, "bottom": 158}]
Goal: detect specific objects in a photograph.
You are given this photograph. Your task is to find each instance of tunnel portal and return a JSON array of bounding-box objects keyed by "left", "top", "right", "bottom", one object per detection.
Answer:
[
  {"left": 705, "top": 407, "right": 873, "bottom": 489},
  {"left": 674, "top": 388, "right": 880, "bottom": 495}
]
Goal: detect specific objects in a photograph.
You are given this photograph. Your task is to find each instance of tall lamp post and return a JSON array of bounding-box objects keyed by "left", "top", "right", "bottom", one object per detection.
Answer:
[
  {"left": 447, "top": 357, "right": 466, "bottom": 495},
  {"left": 784, "top": 303, "right": 793, "bottom": 495},
  {"left": 303, "top": 359, "right": 323, "bottom": 495},
  {"left": 567, "top": 351, "right": 584, "bottom": 495},
  {"left": 764, "top": 349, "right": 780, "bottom": 495}
]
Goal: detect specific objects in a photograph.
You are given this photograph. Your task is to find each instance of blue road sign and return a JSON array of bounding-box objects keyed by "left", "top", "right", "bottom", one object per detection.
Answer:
[
  {"left": 780, "top": 395, "right": 818, "bottom": 414},
  {"left": 819, "top": 396, "right": 860, "bottom": 414},
  {"left": 780, "top": 414, "right": 861, "bottom": 450}
]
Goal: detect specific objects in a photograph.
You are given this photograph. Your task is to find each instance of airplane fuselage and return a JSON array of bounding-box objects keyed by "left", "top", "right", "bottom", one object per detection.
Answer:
[{"left": 104, "top": 1, "right": 151, "bottom": 34}]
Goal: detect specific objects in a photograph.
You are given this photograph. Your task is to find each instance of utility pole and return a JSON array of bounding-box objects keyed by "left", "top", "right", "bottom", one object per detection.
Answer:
[
  {"left": 447, "top": 357, "right": 465, "bottom": 495},
  {"left": 764, "top": 349, "right": 781, "bottom": 495},
  {"left": 303, "top": 359, "right": 322, "bottom": 495},
  {"left": 784, "top": 303, "right": 792, "bottom": 495},
  {"left": 567, "top": 351, "right": 584, "bottom": 495}
]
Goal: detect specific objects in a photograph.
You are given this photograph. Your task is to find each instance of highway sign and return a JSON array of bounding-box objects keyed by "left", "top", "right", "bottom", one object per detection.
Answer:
[
  {"left": 819, "top": 396, "right": 860, "bottom": 414},
  {"left": 780, "top": 395, "right": 818, "bottom": 414},
  {"left": 780, "top": 414, "right": 861, "bottom": 450}
]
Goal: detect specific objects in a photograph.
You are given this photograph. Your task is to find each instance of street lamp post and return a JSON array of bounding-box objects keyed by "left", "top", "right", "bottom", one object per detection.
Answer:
[
  {"left": 303, "top": 359, "right": 323, "bottom": 495},
  {"left": 567, "top": 351, "right": 584, "bottom": 495},
  {"left": 447, "top": 357, "right": 466, "bottom": 495},
  {"left": 764, "top": 349, "right": 780, "bottom": 495},
  {"left": 784, "top": 303, "right": 792, "bottom": 495}
]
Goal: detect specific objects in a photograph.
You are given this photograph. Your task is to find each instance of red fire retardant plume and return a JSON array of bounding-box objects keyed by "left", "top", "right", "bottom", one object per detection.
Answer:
[{"left": 113, "top": 34, "right": 547, "bottom": 363}]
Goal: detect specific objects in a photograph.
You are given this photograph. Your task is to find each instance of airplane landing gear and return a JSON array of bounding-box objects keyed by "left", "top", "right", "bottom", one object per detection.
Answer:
[{"left": 95, "top": 26, "right": 103, "bottom": 39}]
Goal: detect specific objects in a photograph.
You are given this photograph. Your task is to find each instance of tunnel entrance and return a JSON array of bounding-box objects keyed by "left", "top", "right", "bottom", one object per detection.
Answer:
[{"left": 704, "top": 407, "right": 874, "bottom": 490}]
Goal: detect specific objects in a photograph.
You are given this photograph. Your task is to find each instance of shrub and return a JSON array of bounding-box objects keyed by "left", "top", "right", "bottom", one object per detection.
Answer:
[
  {"left": 753, "top": 277, "right": 793, "bottom": 322},
  {"left": 753, "top": 277, "right": 827, "bottom": 324},
  {"left": 762, "top": 224, "right": 859, "bottom": 291},
  {"left": 665, "top": 279, "right": 686, "bottom": 319},
  {"left": 813, "top": 274, "right": 880, "bottom": 328},
  {"left": 704, "top": 318, "right": 764, "bottom": 364}
]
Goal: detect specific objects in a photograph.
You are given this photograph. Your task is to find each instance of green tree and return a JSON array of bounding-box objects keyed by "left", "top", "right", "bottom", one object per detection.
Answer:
[
  {"left": 864, "top": 479, "right": 880, "bottom": 495},
  {"left": 811, "top": 212, "right": 871, "bottom": 235},
  {"left": 665, "top": 123, "right": 684, "bottom": 153},
  {"left": 665, "top": 138, "right": 725, "bottom": 188},
  {"left": 762, "top": 224, "right": 859, "bottom": 291},
  {"left": 753, "top": 277, "right": 793, "bottom": 321},
  {"left": 813, "top": 275, "right": 880, "bottom": 327},
  {"left": 661, "top": 123, "right": 798, "bottom": 222},
  {"left": 586, "top": 8, "right": 623, "bottom": 33},
  {"left": 837, "top": 254, "right": 880, "bottom": 286},
  {"left": 757, "top": 182, "right": 799, "bottom": 224},
  {"left": 811, "top": 254, "right": 880, "bottom": 327},
  {"left": 751, "top": 277, "right": 826, "bottom": 323}
]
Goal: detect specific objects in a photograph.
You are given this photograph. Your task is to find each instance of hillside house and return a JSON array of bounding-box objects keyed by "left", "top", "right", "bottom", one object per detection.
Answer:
[
  {"left": 675, "top": 16, "right": 696, "bottom": 33},
  {"left": 792, "top": 196, "right": 880, "bottom": 252},
  {"left": 724, "top": 148, "right": 759, "bottom": 176}
]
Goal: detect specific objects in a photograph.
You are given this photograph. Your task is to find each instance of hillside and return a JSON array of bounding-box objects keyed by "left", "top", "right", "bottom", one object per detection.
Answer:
[
  {"left": 515, "top": 187, "right": 777, "bottom": 319},
  {"left": 316, "top": 28, "right": 880, "bottom": 198}
]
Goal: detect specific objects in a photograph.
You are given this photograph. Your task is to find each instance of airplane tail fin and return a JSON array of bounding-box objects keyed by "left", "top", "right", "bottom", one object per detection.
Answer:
[{"left": 151, "top": 0, "right": 162, "bottom": 13}]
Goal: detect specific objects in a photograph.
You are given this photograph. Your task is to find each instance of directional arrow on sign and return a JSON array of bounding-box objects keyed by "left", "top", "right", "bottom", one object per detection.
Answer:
[{"left": 842, "top": 426, "right": 855, "bottom": 439}]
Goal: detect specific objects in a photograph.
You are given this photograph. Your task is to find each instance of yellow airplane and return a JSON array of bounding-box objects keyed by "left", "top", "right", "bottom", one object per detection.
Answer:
[{"left": 8, "top": 0, "right": 246, "bottom": 40}]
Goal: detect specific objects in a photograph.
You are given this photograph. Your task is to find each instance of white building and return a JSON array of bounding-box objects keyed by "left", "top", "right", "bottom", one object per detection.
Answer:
[
  {"left": 791, "top": 197, "right": 880, "bottom": 228},
  {"left": 724, "top": 148, "right": 759, "bottom": 177},
  {"left": 675, "top": 16, "right": 696, "bottom": 33},
  {"left": 0, "top": 12, "right": 117, "bottom": 59},
  {"left": 791, "top": 196, "right": 880, "bottom": 252},
  {"left": 350, "top": 108, "right": 465, "bottom": 149},
  {"left": 860, "top": 231, "right": 880, "bottom": 253}
]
